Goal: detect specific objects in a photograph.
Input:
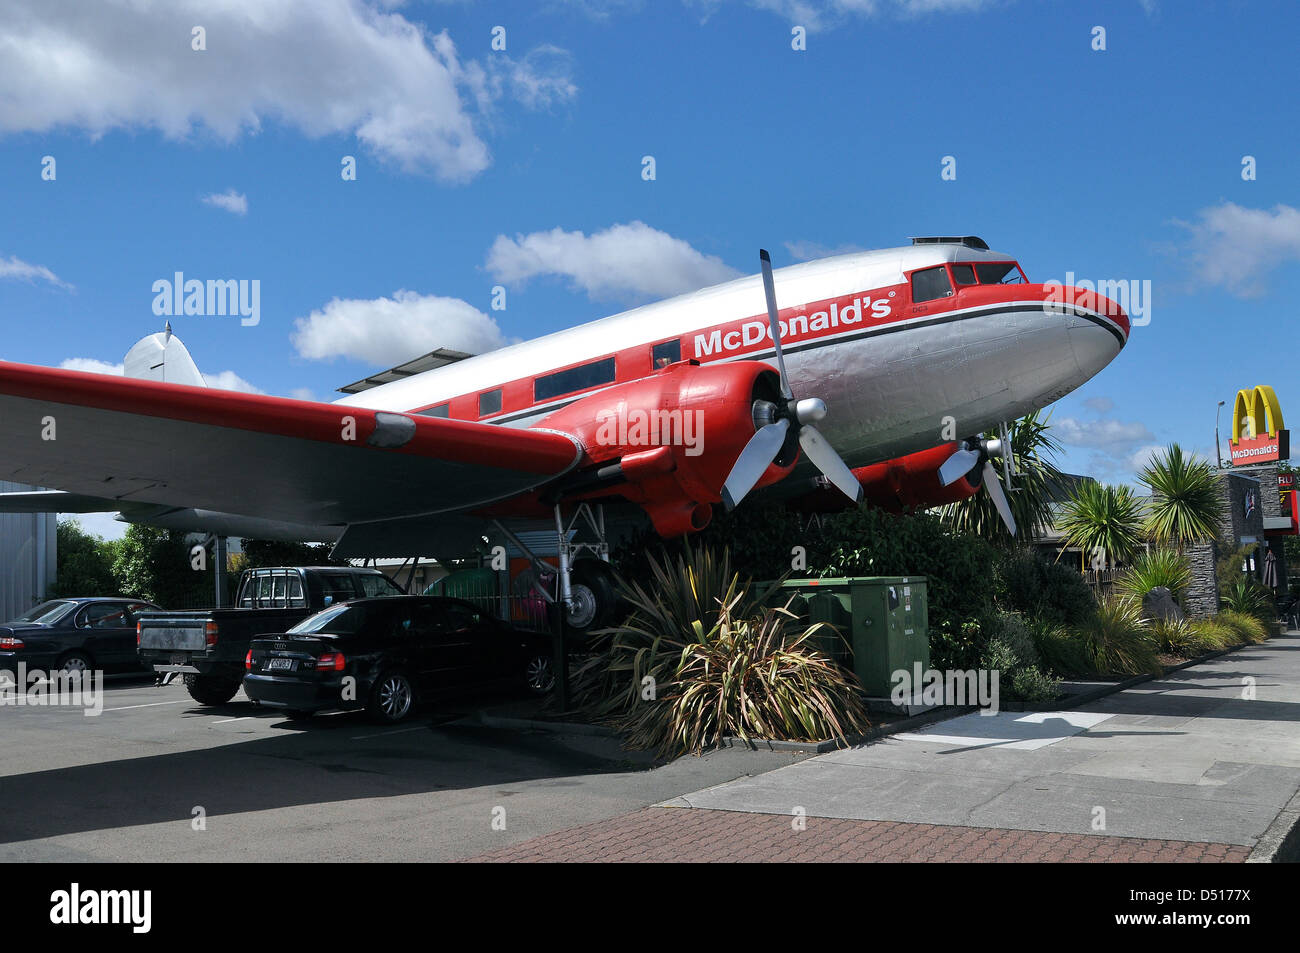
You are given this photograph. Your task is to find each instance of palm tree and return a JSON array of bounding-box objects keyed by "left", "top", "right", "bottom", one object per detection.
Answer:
[
  {"left": 940, "top": 410, "right": 1065, "bottom": 544},
  {"left": 1055, "top": 481, "right": 1146, "bottom": 569},
  {"left": 1139, "top": 444, "right": 1220, "bottom": 550}
]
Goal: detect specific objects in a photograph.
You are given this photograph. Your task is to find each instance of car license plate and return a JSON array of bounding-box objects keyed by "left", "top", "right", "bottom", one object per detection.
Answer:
[
  {"left": 266, "top": 658, "right": 296, "bottom": 672},
  {"left": 171, "top": 654, "right": 188, "bottom": 665}
]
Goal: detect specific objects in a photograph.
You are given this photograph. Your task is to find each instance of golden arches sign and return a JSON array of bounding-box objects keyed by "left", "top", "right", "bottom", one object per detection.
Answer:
[{"left": 1232, "top": 385, "right": 1284, "bottom": 442}]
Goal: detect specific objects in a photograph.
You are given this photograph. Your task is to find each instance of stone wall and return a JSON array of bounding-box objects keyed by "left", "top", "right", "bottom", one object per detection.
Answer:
[{"left": 1183, "top": 540, "right": 1219, "bottom": 619}]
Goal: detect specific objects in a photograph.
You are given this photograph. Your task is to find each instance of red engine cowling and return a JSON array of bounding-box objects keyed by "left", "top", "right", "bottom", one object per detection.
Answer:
[
  {"left": 537, "top": 361, "right": 795, "bottom": 536},
  {"left": 794, "top": 442, "right": 982, "bottom": 514}
]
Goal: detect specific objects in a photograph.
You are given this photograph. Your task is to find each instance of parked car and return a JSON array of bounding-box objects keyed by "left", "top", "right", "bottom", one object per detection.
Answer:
[
  {"left": 243, "top": 596, "right": 555, "bottom": 723},
  {"left": 137, "top": 566, "right": 402, "bottom": 706},
  {"left": 1, "top": 598, "right": 161, "bottom": 675}
]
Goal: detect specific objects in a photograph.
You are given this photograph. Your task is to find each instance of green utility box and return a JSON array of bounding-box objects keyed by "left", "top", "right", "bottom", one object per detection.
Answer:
[{"left": 776, "top": 577, "right": 929, "bottom": 697}]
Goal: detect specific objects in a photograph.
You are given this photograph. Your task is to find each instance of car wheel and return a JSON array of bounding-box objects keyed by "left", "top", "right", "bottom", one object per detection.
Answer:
[
  {"left": 56, "top": 652, "right": 93, "bottom": 680},
  {"left": 367, "top": 671, "right": 414, "bottom": 723},
  {"left": 183, "top": 673, "right": 241, "bottom": 706},
  {"left": 525, "top": 654, "right": 556, "bottom": 696}
]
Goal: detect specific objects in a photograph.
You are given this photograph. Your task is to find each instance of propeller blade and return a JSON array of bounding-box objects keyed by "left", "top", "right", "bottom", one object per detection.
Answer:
[
  {"left": 938, "top": 447, "right": 980, "bottom": 486},
  {"left": 982, "top": 460, "right": 1017, "bottom": 535},
  {"left": 759, "top": 249, "right": 793, "bottom": 401},
  {"left": 798, "top": 425, "right": 863, "bottom": 503},
  {"left": 721, "top": 419, "right": 790, "bottom": 511}
]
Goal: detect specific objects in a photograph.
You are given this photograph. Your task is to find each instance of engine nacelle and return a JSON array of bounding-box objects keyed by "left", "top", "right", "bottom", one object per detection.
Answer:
[
  {"left": 537, "top": 361, "right": 795, "bottom": 536},
  {"left": 793, "top": 442, "right": 982, "bottom": 514}
]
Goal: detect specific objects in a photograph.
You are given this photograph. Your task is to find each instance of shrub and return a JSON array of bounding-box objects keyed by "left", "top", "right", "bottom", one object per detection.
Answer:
[
  {"left": 1069, "top": 596, "right": 1162, "bottom": 676},
  {"left": 1221, "top": 579, "right": 1274, "bottom": 624},
  {"left": 1187, "top": 618, "right": 1239, "bottom": 651},
  {"left": 983, "top": 611, "right": 1041, "bottom": 668},
  {"left": 995, "top": 547, "right": 1097, "bottom": 627},
  {"left": 1153, "top": 618, "right": 1227, "bottom": 656},
  {"left": 1215, "top": 609, "right": 1269, "bottom": 644},
  {"left": 1116, "top": 548, "right": 1192, "bottom": 604},
  {"left": 1007, "top": 665, "right": 1063, "bottom": 705},
  {"left": 576, "top": 546, "right": 870, "bottom": 756},
  {"left": 978, "top": 636, "right": 1061, "bottom": 704},
  {"left": 1028, "top": 621, "right": 1097, "bottom": 677}
]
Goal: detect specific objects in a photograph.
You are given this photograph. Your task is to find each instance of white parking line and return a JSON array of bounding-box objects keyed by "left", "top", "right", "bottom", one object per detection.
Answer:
[
  {"left": 213, "top": 716, "right": 253, "bottom": 723},
  {"left": 101, "top": 700, "right": 191, "bottom": 712},
  {"left": 349, "top": 725, "right": 428, "bottom": 740}
]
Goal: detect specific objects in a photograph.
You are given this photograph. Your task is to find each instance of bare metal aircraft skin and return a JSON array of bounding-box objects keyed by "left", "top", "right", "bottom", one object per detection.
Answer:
[{"left": 0, "top": 239, "right": 1128, "bottom": 556}]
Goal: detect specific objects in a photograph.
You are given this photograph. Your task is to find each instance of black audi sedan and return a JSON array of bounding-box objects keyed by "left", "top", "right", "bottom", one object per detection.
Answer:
[
  {"left": 243, "top": 596, "right": 555, "bottom": 722},
  {"left": 0, "top": 597, "right": 162, "bottom": 676}
]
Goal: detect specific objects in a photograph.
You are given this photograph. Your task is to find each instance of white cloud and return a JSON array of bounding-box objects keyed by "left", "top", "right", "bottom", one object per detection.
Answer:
[
  {"left": 292, "top": 290, "right": 507, "bottom": 366},
  {"left": 201, "top": 189, "right": 248, "bottom": 216},
  {"left": 0, "top": 254, "right": 72, "bottom": 290},
  {"left": 1126, "top": 443, "right": 1166, "bottom": 476},
  {"left": 201, "top": 370, "right": 264, "bottom": 393},
  {"left": 59, "top": 357, "right": 263, "bottom": 393},
  {"left": 500, "top": 45, "right": 577, "bottom": 111},
  {"left": 745, "top": 0, "right": 996, "bottom": 30},
  {"left": 290, "top": 387, "right": 317, "bottom": 402},
  {"left": 486, "top": 221, "right": 741, "bottom": 301},
  {"left": 1055, "top": 416, "right": 1156, "bottom": 450},
  {"left": 60, "top": 358, "right": 124, "bottom": 375},
  {"left": 1174, "top": 202, "right": 1300, "bottom": 298},
  {"left": 63, "top": 512, "right": 129, "bottom": 542},
  {"left": 0, "top": 1, "right": 572, "bottom": 182}
]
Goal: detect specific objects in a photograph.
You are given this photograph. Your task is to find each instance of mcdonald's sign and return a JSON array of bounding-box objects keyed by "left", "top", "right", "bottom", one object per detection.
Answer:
[{"left": 1230, "top": 385, "right": 1290, "bottom": 465}]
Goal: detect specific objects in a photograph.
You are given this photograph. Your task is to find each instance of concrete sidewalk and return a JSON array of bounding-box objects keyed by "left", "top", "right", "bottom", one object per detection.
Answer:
[{"left": 467, "top": 631, "right": 1300, "bottom": 861}]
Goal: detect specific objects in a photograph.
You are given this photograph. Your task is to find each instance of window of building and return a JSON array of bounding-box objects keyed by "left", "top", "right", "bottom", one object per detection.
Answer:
[
  {"left": 534, "top": 357, "right": 616, "bottom": 402},
  {"left": 912, "top": 266, "right": 954, "bottom": 303},
  {"left": 652, "top": 340, "right": 681, "bottom": 368},
  {"left": 478, "top": 389, "right": 502, "bottom": 417}
]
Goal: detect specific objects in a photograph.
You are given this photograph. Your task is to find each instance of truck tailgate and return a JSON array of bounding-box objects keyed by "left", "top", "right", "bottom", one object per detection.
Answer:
[{"left": 139, "top": 619, "right": 208, "bottom": 652}]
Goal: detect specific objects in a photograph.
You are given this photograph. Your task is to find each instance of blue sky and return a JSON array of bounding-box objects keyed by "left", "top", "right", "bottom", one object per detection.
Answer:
[{"left": 1, "top": 0, "right": 1297, "bottom": 539}]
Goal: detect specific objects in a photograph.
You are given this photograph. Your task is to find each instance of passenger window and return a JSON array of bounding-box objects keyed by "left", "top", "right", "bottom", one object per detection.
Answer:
[
  {"left": 534, "top": 357, "right": 617, "bottom": 402},
  {"left": 951, "top": 264, "right": 977, "bottom": 286},
  {"left": 271, "top": 573, "right": 288, "bottom": 608},
  {"left": 652, "top": 340, "right": 681, "bottom": 369},
  {"left": 256, "top": 574, "right": 274, "bottom": 608},
  {"left": 479, "top": 389, "right": 502, "bottom": 417},
  {"left": 912, "top": 266, "right": 954, "bottom": 303},
  {"left": 288, "top": 575, "right": 305, "bottom": 607},
  {"left": 419, "top": 404, "right": 450, "bottom": 418},
  {"left": 359, "top": 575, "right": 396, "bottom": 598}
]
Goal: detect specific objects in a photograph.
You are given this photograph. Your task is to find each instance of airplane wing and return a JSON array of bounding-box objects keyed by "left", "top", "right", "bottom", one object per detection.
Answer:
[{"left": 0, "top": 361, "right": 584, "bottom": 529}]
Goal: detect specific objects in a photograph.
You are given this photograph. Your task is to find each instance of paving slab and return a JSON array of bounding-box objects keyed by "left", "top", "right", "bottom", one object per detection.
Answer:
[{"left": 658, "top": 633, "right": 1300, "bottom": 849}]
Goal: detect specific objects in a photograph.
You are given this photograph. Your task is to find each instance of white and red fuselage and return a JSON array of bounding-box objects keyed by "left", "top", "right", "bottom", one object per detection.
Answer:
[{"left": 336, "top": 240, "right": 1129, "bottom": 535}]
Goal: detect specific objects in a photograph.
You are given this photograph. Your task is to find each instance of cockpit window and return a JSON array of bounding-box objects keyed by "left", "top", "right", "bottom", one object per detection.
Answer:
[
  {"left": 911, "top": 266, "right": 954, "bottom": 303},
  {"left": 974, "top": 262, "right": 1025, "bottom": 284},
  {"left": 951, "top": 264, "right": 977, "bottom": 285}
]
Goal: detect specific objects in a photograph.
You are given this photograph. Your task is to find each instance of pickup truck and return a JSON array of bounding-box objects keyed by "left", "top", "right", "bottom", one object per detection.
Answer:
[{"left": 137, "top": 566, "right": 403, "bottom": 705}]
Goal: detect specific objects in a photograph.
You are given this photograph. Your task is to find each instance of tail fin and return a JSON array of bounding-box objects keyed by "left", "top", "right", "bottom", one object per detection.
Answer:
[{"left": 123, "top": 323, "right": 206, "bottom": 387}]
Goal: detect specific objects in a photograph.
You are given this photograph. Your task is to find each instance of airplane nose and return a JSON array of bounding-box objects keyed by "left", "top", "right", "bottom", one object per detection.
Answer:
[{"left": 1068, "top": 318, "right": 1126, "bottom": 381}]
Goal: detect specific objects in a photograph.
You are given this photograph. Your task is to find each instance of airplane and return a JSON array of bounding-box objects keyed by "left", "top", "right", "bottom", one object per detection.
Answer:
[{"left": 0, "top": 236, "right": 1129, "bottom": 630}]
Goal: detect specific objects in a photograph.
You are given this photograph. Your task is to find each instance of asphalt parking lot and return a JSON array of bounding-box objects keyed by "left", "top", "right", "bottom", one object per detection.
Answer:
[{"left": 0, "top": 674, "right": 804, "bottom": 862}]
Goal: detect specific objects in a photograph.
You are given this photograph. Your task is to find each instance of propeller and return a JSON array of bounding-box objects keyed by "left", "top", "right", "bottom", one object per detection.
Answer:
[
  {"left": 721, "top": 250, "right": 864, "bottom": 511},
  {"left": 937, "top": 433, "right": 1017, "bottom": 535}
]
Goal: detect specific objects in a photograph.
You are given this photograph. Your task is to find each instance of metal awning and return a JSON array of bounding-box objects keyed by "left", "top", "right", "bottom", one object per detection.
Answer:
[{"left": 337, "top": 348, "right": 475, "bottom": 394}]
